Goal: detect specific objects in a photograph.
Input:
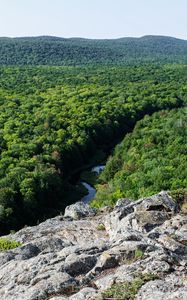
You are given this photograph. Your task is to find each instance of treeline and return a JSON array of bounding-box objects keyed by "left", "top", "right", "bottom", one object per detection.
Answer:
[
  {"left": 92, "top": 108, "right": 187, "bottom": 207},
  {"left": 0, "top": 64, "right": 186, "bottom": 233},
  {"left": 0, "top": 35, "right": 187, "bottom": 65}
]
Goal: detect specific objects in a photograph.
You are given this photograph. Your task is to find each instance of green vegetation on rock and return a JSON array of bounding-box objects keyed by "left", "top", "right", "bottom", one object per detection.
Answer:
[
  {"left": 0, "top": 238, "right": 21, "bottom": 251},
  {"left": 96, "top": 223, "right": 106, "bottom": 231},
  {"left": 100, "top": 273, "right": 158, "bottom": 300},
  {"left": 134, "top": 249, "right": 144, "bottom": 260}
]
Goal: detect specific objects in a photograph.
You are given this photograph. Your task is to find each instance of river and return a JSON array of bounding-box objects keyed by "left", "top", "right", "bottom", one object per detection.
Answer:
[{"left": 80, "top": 165, "right": 105, "bottom": 203}]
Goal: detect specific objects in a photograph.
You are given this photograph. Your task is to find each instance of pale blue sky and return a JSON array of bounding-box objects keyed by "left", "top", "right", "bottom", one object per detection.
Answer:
[{"left": 0, "top": 0, "right": 186, "bottom": 39}]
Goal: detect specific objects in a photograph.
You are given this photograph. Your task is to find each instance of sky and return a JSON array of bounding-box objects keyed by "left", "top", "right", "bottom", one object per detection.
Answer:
[{"left": 0, "top": 0, "right": 186, "bottom": 40}]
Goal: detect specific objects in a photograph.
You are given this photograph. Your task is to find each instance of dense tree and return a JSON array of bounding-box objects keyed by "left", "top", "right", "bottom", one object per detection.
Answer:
[
  {"left": 92, "top": 108, "right": 187, "bottom": 207},
  {"left": 0, "top": 35, "right": 187, "bottom": 66},
  {"left": 0, "top": 64, "right": 186, "bottom": 233}
]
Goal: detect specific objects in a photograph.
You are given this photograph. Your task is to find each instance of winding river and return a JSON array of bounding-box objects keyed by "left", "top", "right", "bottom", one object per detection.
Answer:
[{"left": 80, "top": 165, "right": 105, "bottom": 203}]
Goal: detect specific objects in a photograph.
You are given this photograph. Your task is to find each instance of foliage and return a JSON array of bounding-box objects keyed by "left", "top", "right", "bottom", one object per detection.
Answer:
[
  {"left": 96, "top": 223, "right": 106, "bottom": 231},
  {"left": 134, "top": 249, "right": 144, "bottom": 260},
  {"left": 100, "top": 273, "right": 158, "bottom": 300},
  {"left": 0, "top": 36, "right": 187, "bottom": 65},
  {"left": 93, "top": 108, "right": 187, "bottom": 207},
  {"left": 0, "top": 238, "right": 21, "bottom": 251},
  {"left": 0, "top": 64, "right": 186, "bottom": 233}
]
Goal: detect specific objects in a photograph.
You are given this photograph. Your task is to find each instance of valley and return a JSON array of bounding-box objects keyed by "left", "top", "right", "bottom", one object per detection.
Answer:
[
  {"left": 0, "top": 1, "right": 187, "bottom": 299},
  {"left": 0, "top": 38, "right": 186, "bottom": 236}
]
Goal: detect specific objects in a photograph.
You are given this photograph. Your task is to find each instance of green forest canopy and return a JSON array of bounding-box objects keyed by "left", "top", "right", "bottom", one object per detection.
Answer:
[
  {"left": 92, "top": 108, "right": 187, "bottom": 207},
  {"left": 0, "top": 64, "right": 186, "bottom": 233},
  {"left": 0, "top": 35, "right": 187, "bottom": 65}
]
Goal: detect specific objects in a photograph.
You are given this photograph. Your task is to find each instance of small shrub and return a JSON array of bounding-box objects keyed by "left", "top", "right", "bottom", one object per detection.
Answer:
[
  {"left": 134, "top": 249, "right": 144, "bottom": 260},
  {"left": 101, "top": 273, "right": 158, "bottom": 300},
  {"left": 122, "top": 249, "right": 145, "bottom": 265},
  {"left": 96, "top": 223, "right": 106, "bottom": 231},
  {"left": 0, "top": 238, "right": 21, "bottom": 251}
]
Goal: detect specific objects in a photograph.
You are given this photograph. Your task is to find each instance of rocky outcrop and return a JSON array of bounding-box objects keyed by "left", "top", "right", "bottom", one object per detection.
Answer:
[
  {"left": 0, "top": 192, "right": 186, "bottom": 300},
  {"left": 64, "top": 202, "right": 96, "bottom": 220}
]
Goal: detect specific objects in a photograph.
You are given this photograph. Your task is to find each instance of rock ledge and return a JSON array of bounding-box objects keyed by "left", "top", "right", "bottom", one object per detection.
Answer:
[{"left": 0, "top": 191, "right": 186, "bottom": 300}]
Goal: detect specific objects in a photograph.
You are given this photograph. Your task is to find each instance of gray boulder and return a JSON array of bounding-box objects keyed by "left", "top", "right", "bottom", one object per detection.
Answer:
[
  {"left": 115, "top": 198, "right": 132, "bottom": 207},
  {"left": 69, "top": 287, "right": 98, "bottom": 300},
  {"left": 64, "top": 253, "right": 98, "bottom": 276},
  {"left": 136, "top": 276, "right": 187, "bottom": 300},
  {"left": 134, "top": 191, "right": 176, "bottom": 213},
  {"left": 105, "top": 191, "right": 177, "bottom": 239},
  {"left": 64, "top": 202, "right": 96, "bottom": 220},
  {"left": 0, "top": 243, "right": 40, "bottom": 267}
]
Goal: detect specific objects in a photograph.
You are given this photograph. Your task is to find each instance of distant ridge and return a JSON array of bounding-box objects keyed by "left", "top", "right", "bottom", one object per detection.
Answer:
[
  {"left": 0, "top": 35, "right": 187, "bottom": 65},
  {"left": 2, "top": 35, "right": 187, "bottom": 41}
]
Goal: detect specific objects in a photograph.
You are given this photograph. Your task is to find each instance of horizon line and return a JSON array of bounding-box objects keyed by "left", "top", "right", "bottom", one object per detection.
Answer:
[{"left": 0, "top": 34, "right": 186, "bottom": 41}]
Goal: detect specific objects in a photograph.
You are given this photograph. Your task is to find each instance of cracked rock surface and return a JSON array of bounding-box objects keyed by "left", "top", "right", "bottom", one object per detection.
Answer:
[{"left": 0, "top": 191, "right": 186, "bottom": 300}]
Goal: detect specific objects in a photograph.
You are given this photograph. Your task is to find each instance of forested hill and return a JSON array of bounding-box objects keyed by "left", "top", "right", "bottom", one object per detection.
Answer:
[
  {"left": 0, "top": 35, "right": 187, "bottom": 65},
  {"left": 0, "top": 64, "right": 186, "bottom": 234}
]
